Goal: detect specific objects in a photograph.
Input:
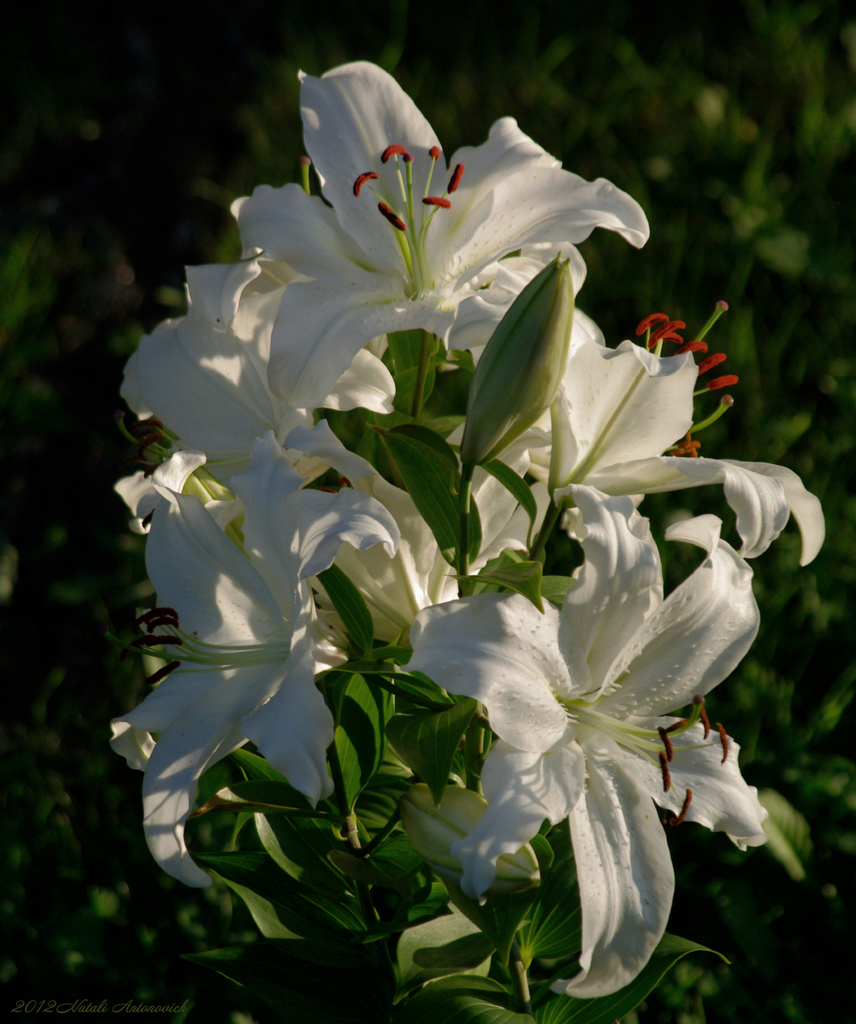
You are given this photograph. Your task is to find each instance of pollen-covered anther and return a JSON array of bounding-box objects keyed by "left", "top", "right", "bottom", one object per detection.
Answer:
[
  {"left": 659, "top": 751, "right": 671, "bottom": 792},
  {"left": 423, "top": 196, "right": 451, "bottom": 208},
  {"left": 651, "top": 319, "right": 686, "bottom": 343},
  {"left": 134, "top": 607, "right": 179, "bottom": 631},
  {"left": 698, "top": 352, "right": 727, "bottom": 375},
  {"left": 145, "top": 660, "right": 181, "bottom": 686},
  {"left": 668, "top": 789, "right": 693, "bottom": 827},
  {"left": 381, "top": 144, "right": 411, "bottom": 163},
  {"left": 699, "top": 705, "right": 711, "bottom": 739},
  {"left": 378, "top": 202, "right": 407, "bottom": 231},
  {"left": 716, "top": 722, "right": 729, "bottom": 764},
  {"left": 707, "top": 374, "right": 739, "bottom": 390},
  {"left": 672, "top": 432, "right": 702, "bottom": 458},
  {"left": 353, "top": 171, "right": 379, "bottom": 196},
  {"left": 664, "top": 718, "right": 689, "bottom": 734},
  {"left": 448, "top": 163, "right": 465, "bottom": 193},
  {"left": 657, "top": 726, "right": 675, "bottom": 762},
  {"left": 337, "top": 476, "right": 352, "bottom": 489},
  {"left": 675, "top": 340, "right": 708, "bottom": 355},
  {"left": 429, "top": 146, "right": 441, "bottom": 160},
  {"left": 635, "top": 313, "right": 669, "bottom": 336}
]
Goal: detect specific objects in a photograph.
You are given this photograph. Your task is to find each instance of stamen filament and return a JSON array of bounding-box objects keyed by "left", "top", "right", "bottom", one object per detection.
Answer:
[
  {"left": 689, "top": 394, "right": 734, "bottom": 434},
  {"left": 695, "top": 300, "right": 729, "bottom": 342}
]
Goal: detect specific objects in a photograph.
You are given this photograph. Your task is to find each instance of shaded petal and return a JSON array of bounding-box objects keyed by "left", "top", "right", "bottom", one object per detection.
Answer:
[
  {"left": 596, "top": 515, "right": 760, "bottom": 717},
  {"left": 629, "top": 719, "right": 768, "bottom": 851},
  {"left": 559, "top": 488, "right": 663, "bottom": 699},
  {"left": 147, "top": 488, "right": 283, "bottom": 646},
  {"left": 409, "top": 594, "right": 572, "bottom": 752},
  {"left": 453, "top": 740, "right": 586, "bottom": 898},
  {"left": 322, "top": 347, "right": 395, "bottom": 414},
  {"left": 284, "top": 420, "right": 375, "bottom": 481},
  {"left": 110, "top": 720, "right": 154, "bottom": 771},
  {"left": 556, "top": 734, "right": 673, "bottom": 998}
]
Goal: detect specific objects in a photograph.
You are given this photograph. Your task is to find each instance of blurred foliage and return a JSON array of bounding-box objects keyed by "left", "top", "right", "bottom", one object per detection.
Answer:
[{"left": 1, "top": 0, "right": 854, "bottom": 1021}]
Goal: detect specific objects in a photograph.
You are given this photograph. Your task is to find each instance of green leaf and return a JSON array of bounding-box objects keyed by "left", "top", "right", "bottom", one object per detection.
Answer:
[
  {"left": 417, "top": 414, "right": 466, "bottom": 438},
  {"left": 517, "top": 825, "right": 581, "bottom": 964},
  {"left": 540, "top": 576, "right": 575, "bottom": 607},
  {"left": 387, "top": 699, "right": 479, "bottom": 805},
  {"left": 532, "top": 933, "right": 728, "bottom": 1024},
  {"left": 356, "top": 769, "right": 411, "bottom": 833},
  {"left": 183, "top": 942, "right": 390, "bottom": 1023},
  {"left": 443, "top": 876, "right": 540, "bottom": 965},
  {"left": 368, "top": 644, "right": 413, "bottom": 663},
  {"left": 390, "top": 333, "right": 444, "bottom": 413},
  {"left": 470, "top": 561, "right": 544, "bottom": 612},
  {"left": 391, "top": 424, "right": 461, "bottom": 477},
  {"left": 255, "top": 811, "right": 352, "bottom": 897},
  {"left": 381, "top": 428, "right": 460, "bottom": 564},
  {"left": 399, "top": 974, "right": 529, "bottom": 1024},
  {"left": 482, "top": 459, "right": 538, "bottom": 543},
  {"left": 360, "top": 881, "right": 451, "bottom": 941},
  {"left": 387, "top": 329, "right": 425, "bottom": 374},
  {"left": 317, "top": 563, "right": 375, "bottom": 656},
  {"left": 230, "top": 747, "right": 290, "bottom": 782},
  {"left": 396, "top": 904, "right": 493, "bottom": 1001},
  {"left": 193, "top": 779, "right": 341, "bottom": 819},
  {"left": 758, "top": 787, "right": 813, "bottom": 881},
  {"left": 328, "top": 833, "right": 424, "bottom": 897},
  {"left": 333, "top": 673, "right": 394, "bottom": 812}
]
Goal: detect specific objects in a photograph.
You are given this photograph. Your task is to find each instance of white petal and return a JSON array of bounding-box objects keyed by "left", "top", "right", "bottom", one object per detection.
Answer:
[
  {"left": 559, "top": 488, "right": 663, "bottom": 699},
  {"left": 409, "top": 594, "right": 573, "bottom": 753},
  {"left": 284, "top": 420, "right": 375, "bottom": 481},
  {"left": 147, "top": 487, "right": 283, "bottom": 646},
  {"left": 596, "top": 518, "right": 760, "bottom": 717},
  {"left": 241, "top": 639, "right": 335, "bottom": 806},
  {"left": 453, "top": 740, "right": 586, "bottom": 898},
  {"left": 322, "top": 347, "right": 395, "bottom": 414},
  {"left": 109, "top": 720, "right": 154, "bottom": 770},
  {"left": 556, "top": 734, "right": 673, "bottom": 998},
  {"left": 630, "top": 719, "right": 768, "bottom": 851},
  {"left": 300, "top": 62, "right": 442, "bottom": 270}
]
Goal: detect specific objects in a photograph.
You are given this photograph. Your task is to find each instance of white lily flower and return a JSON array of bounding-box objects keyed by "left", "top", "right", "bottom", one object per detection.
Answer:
[
  {"left": 231, "top": 61, "right": 649, "bottom": 409},
  {"left": 110, "top": 432, "right": 399, "bottom": 887},
  {"left": 526, "top": 336, "right": 824, "bottom": 564},
  {"left": 408, "top": 486, "right": 768, "bottom": 998},
  {"left": 121, "top": 261, "right": 394, "bottom": 486}
]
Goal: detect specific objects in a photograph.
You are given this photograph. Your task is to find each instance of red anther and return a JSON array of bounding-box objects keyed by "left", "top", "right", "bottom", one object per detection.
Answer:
[
  {"left": 659, "top": 751, "right": 672, "bottom": 792},
  {"left": 656, "top": 330, "right": 686, "bottom": 343},
  {"left": 668, "top": 788, "right": 693, "bottom": 827},
  {"left": 675, "top": 340, "right": 708, "bottom": 355},
  {"left": 635, "top": 313, "right": 669, "bottom": 336},
  {"left": 318, "top": 487, "right": 338, "bottom": 493},
  {"left": 146, "top": 660, "right": 181, "bottom": 686},
  {"left": 664, "top": 718, "right": 689, "bottom": 734},
  {"left": 299, "top": 155, "right": 311, "bottom": 168},
  {"left": 135, "top": 607, "right": 179, "bottom": 630},
  {"left": 707, "top": 374, "right": 739, "bottom": 390},
  {"left": 337, "top": 476, "right": 352, "bottom": 489},
  {"left": 423, "top": 196, "right": 451, "bottom": 208},
  {"left": 716, "top": 722, "right": 729, "bottom": 764},
  {"left": 378, "top": 202, "right": 407, "bottom": 231},
  {"left": 448, "top": 163, "right": 465, "bottom": 193},
  {"left": 657, "top": 726, "right": 675, "bottom": 762},
  {"left": 381, "top": 144, "right": 410, "bottom": 163},
  {"left": 353, "top": 171, "right": 379, "bottom": 197},
  {"left": 699, "top": 706, "right": 711, "bottom": 739},
  {"left": 651, "top": 319, "right": 686, "bottom": 342},
  {"left": 429, "top": 146, "right": 441, "bottom": 160},
  {"left": 698, "top": 352, "right": 727, "bottom": 375}
]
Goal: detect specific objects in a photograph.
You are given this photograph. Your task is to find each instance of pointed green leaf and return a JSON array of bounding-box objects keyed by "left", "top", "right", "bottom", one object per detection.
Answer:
[
  {"left": 328, "top": 834, "right": 424, "bottom": 897},
  {"left": 473, "top": 561, "right": 545, "bottom": 613},
  {"left": 758, "top": 787, "right": 813, "bottom": 881},
  {"left": 317, "top": 563, "right": 375, "bottom": 656},
  {"left": 387, "top": 329, "right": 425, "bottom": 374},
  {"left": 399, "top": 974, "right": 529, "bottom": 1024},
  {"left": 517, "top": 824, "right": 581, "bottom": 964},
  {"left": 396, "top": 904, "right": 493, "bottom": 1001},
  {"left": 482, "top": 459, "right": 538, "bottom": 543},
  {"left": 255, "top": 812, "right": 352, "bottom": 896},
  {"left": 387, "top": 699, "right": 479, "bottom": 805},
  {"left": 230, "top": 747, "right": 289, "bottom": 782},
  {"left": 443, "top": 876, "right": 540, "bottom": 965},
  {"left": 334, "top": 673, "right": 394, "bottom": 812},
  {"left": 532, "top": 933, "right": 728, "bottom": 1024},
  {"left": 390, "top": 424, "right": 460, "bottom": 477},
  {"left": 540, "top": 576, "right": 575, "bottom": 607},
  {"left": 193, "top": 780, "right": 341, "bottom": 819}
]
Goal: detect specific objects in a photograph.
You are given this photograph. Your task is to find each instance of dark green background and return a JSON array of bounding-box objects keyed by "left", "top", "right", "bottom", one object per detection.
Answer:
[{"left": 1, "top": 1, "right": 854, "bottom": 1021}]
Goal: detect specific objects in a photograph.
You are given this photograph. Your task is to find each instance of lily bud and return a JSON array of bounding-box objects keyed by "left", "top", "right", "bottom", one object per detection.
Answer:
[
  {"left": 400, "top": 784, "right": 540, "bottom": 895},
  {"left": 460, "top": 255, "right": 575, "bottom": 468}
]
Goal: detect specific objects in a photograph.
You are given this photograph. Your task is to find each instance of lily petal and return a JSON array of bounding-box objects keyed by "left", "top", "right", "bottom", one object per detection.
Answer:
[
  {"left": 557, "top": 734, "right": 673, "bottom": 999},
  {"left": 453, "top": 740, "right": 586, "bottom": 899}
]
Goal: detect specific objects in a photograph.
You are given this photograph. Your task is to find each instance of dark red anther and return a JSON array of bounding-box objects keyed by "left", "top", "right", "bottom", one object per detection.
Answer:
[
  {"left": 635, "top": 313, "right": 669, "bottom": 336},
  {"left": 429, "top": 146, "right": 441, "bottom": 160},
  {"left": 699, "top": 706, "right": 711, "bottom": 739},
  {"left": 664, "top": 718, "right": 688, "bottom": 734},
  {"left": 353, "top": 171, "right": 379, "bottom": 197},
  {"left": 448, "top": 163, "right": 465, "bottom": 193},
  {"left": 668, "top": 788, "right": 693, "bottom": 827},
  {"left": 651, "top": 319, "right": 686, "bottom": 343},
  {"left": 657, "top": 726, "right": 675, "bottom": 762},
  {"left": 135, "top": 607, "right": 179, "bottom": 631},
  {"left": 318, "top": 487, "right": 338, "bottom": 493},
  {"left": 381, "top": 144, "right": 411, "bottom": 163},
  {"left": 423, "top": 196, "right": 451, "bottom": 208},
  {"left": 675, "top": 340, "right": 708, "bottom": 355},
  {"left": 650, "top": 330, "right": 685, "bottom": 348},
  {"left": 378, "top": 202, "right": 407, "bottom": 231},
  {"left": 659, "top": 751, "right": 671, "bottom": 792},
  {"left": 146, "top": 660, "right": 181, "bottom": 686},
  {"left": 337, "top": 476, "right": 352, "bottom": 489},
  {"left": 707, "top": 374, "right": 739, "bottom": 390},
  {"left": 698, "top": 352, "right": 727, "bottom": 375},
  {"left": 716, "top": 722, "right": 729, "bottom": 764}
]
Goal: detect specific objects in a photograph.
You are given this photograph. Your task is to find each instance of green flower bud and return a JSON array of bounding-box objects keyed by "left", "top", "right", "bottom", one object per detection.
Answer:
[
  {"left": 460, "top": 255, "right": 575, "bottom": 468},
  {"left": 400, "top": 784, "right": 540, "bottom": 895}
]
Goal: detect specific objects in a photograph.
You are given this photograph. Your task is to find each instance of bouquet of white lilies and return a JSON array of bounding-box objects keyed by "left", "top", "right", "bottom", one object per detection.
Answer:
[{"left": 108, "top": 61, "right": 824, "bottom": 1022}]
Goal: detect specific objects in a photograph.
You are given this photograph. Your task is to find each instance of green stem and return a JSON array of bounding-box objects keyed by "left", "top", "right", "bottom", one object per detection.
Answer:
[
  {"left": 411, "top": 330, "right": 433, "bottom": 417},
  {"left": 510, "top": 939, "right": 534, "bottom": 1015},
  {"left": 528, "top": 499, "right": 561, "bottom": 563},
  {"left": 458, "top": 462, "right": 475, "bottom": 588}
]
